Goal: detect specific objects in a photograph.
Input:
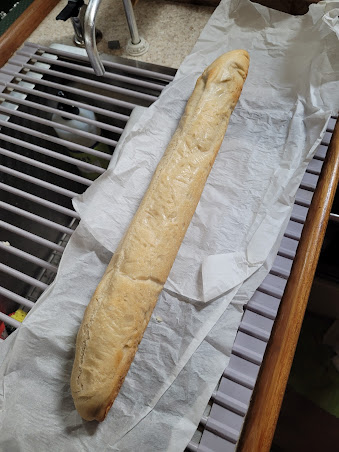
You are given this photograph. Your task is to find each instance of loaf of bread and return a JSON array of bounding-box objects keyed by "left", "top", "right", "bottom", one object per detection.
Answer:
[{"left": 70, "top": 50, "right": 249, "bottom": 422}]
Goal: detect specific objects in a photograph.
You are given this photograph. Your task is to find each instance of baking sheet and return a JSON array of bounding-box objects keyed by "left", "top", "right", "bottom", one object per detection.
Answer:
[{"left": 1, "top": 0, "right": 339, "bottom": 450}]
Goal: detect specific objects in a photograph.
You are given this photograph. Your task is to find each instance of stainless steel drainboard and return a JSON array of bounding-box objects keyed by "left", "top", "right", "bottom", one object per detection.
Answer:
[
  {"left": 0, "top": 42, "right": 337, "bottom": 452},
  {"left": 0, "top": 42, "right": 174, "bottom": 322}
]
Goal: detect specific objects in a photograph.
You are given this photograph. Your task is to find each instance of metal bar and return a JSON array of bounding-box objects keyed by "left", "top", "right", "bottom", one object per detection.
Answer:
[
  {"left": 71, "top": 3, "right": 86, "bottom": 46},
  {"left": 295, "top": 187, "right": 313, "bottom": 208},
  {"left": 122, "top": 0, "right": 140, "bottom": 45},
  {"left": 231, "top": 345, "right": 263, "bottom": 368},
  {"left": 199, "top": 416, "right": 208, "bottom": 428},
  {"left": 0, "top": 287, "right": 35, "bottom": 309},
  {"left": 321, "top": 131, "right": 332, "bottom": 147},
  {"left": 15, "top": 61, "right": 158, "bottom": 102},
  {"left": 0, "top": 91, "right": 124, "bottom": 134},
  {"left": 0, "top": 183, "right": 79, "bottom": 219},
  {"left": 0, "top": 104, "right": 114, "bottom": 147},
  {"left": 0, "top": 119, "right": 115, "bottom": 158},
  {"left": 0, "top": 220, "right": 65, "bottom": 252},
  {"left": 0, "top": 201, "right": 75, "bottom": 235},
  {"left": 1, "top": 134, "right": 109, "bottom": 172},
  {"left": 284, "top": 220, "right": 303, "bottom": 241},
  {"left": 0, "top": 148, "right": 95, "bottom": 185},
  {"left": 314, "top": 144, "right": 327, "bottom": 161},
  {"left": 0, "top": 242, "right": 58, "bottom": 273},
  {"left": 300, "top": 172, "right": 318, "bottom": 191},
  {"left": 329, "top": 212, "right": 339, "bottom": 222},
  {"left": 0, "top": 263, "right": 48, "bottom": 290},
  {"left": 258, "top": 274, "right": 286, "bottom": 300},
  {"left": 306, "top": 158, "right": 323, "bottom": 175},
  {"left": 223, "top": 366, "right": 256, "bottom": 391},
  {"left": 247, "top": 294, "right": 278, "bottom": 321},
  {"left": 0, "top": 68, "right": 138, "bottom": 110},
  {"left": 277, "top": 237, "right": 297, "bottom": 260},
  {"left": 237, "top": 118, "right": 339, "bottom": 452},
  {"left": 326, "top": 117, "right": 337, "bottom": 133},
  {"left": 0, "top": 166, "right": 79, "bottom": 198},
  {"left": 0, "top": 81, "right": 130, "bottom": 122},
  {"left": 23, "top": 222, "right": 76, "bottom": 304},
  {"left": 211, "top": 387, "right": 248, "bottom": 417},
  {"left": 239, "top": 320, "right": 271, "bottom": 343},
  {"left": 204, "top": 416, "right": 240, "bottom": 444},
  {"left": 83, "top": 0, "right": 105, "bottom": 76},
  {"left": 0, "top": 312, "right": 21, "bottom": 329},
  {"left": 185, "top": 442, "right": 199, "bottom": 452},
  {"left": 270, "top": 256, "right": 291, "bottom": 280},
  {"left": 27, "top": 42, "right": 175, "bottom": 81},
  {"left": 290, "top": 206, "right": 307, "bottom": 224},
  {"left": 17, "top": 50, "right": 165, "bottom": 92}
]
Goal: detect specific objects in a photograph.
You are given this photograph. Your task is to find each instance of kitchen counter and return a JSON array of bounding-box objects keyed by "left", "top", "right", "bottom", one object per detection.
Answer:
[{"left": 27, "top": 0, "right": 216, "bottom": 69}]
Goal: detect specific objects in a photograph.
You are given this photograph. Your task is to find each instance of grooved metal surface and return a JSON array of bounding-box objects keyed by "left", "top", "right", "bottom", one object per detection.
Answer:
[
  {"left": 194, "top": 116, "right": 338, "bottom": 451},
  {"left": 0, "top": 43, "right": 175, "bottom": 330}
]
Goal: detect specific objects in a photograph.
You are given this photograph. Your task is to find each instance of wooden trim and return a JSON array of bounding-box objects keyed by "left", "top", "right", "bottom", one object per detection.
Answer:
[
  {"left": 237, "top": 118, "right": 339, "bottom": 452},
  {"left": 0, "top": 0, "right": 61, "bottom": 68}
]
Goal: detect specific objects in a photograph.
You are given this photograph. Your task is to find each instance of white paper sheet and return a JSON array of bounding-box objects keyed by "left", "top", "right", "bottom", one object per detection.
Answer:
[{"left": 1, "top": 0, "right": 338, "bottom": 451}]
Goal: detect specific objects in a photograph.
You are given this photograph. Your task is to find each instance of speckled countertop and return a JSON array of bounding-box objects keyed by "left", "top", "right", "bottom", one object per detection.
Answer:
[{"left": 27, "top": 0, "right": 215, "bottom": 69}]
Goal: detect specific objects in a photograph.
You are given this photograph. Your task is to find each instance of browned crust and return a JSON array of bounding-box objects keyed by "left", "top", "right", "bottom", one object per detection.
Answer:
[{"left": 71, "top": 50, "right": 250, "bottom": 422}]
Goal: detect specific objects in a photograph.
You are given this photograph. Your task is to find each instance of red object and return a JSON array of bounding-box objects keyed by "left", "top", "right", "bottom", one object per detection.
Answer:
[{"left": 0, "top": 321, "right": 5, "bottom": 339}]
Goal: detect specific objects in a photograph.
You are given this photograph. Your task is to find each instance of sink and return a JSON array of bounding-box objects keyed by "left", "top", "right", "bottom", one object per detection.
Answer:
[{"left": 0, "top": 43, "right": 175, "bottom": 318}]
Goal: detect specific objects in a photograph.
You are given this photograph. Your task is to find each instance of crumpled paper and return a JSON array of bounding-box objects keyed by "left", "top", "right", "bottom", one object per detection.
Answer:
[
  {"left": 73, "top": 0, "right": 338, "bottom": 303},
  {"left": 0, "top": 0, "right": 338, "bottom": 451}
]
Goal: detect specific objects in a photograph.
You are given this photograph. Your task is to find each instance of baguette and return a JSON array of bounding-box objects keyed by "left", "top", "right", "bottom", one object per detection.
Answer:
[{"left": 71, "top": 50, "right": 249, "bottom": 422}]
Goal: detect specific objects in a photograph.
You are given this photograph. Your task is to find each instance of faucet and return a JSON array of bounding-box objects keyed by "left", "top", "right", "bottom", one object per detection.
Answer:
[
  {"left": 57, "top": 0, "right": 88, "bottom": 46},
  {"left": 57, "top": 0, "right": 149, "bottom": 77},
  {"left": 84, "top": 0, "right": 105, "bottom": 75}
]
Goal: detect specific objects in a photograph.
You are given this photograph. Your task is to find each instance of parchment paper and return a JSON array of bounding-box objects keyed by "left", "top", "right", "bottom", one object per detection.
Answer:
[{"left": 1, "top": 0, "right": 338, "bottom": 450}]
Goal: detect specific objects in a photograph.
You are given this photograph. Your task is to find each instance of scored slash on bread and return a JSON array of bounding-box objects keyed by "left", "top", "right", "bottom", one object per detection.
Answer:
[{"left": 70, "top": 49, "right": 250, "bottom": 422}]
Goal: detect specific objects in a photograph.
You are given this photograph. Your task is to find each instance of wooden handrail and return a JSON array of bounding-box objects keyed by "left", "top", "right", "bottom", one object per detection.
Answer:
[
  {"left": 0, "top": 0, "right": 61, "bottom": 68},
  {"left": 237, "top": 117, "right": 339, "bottom": 452}
]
